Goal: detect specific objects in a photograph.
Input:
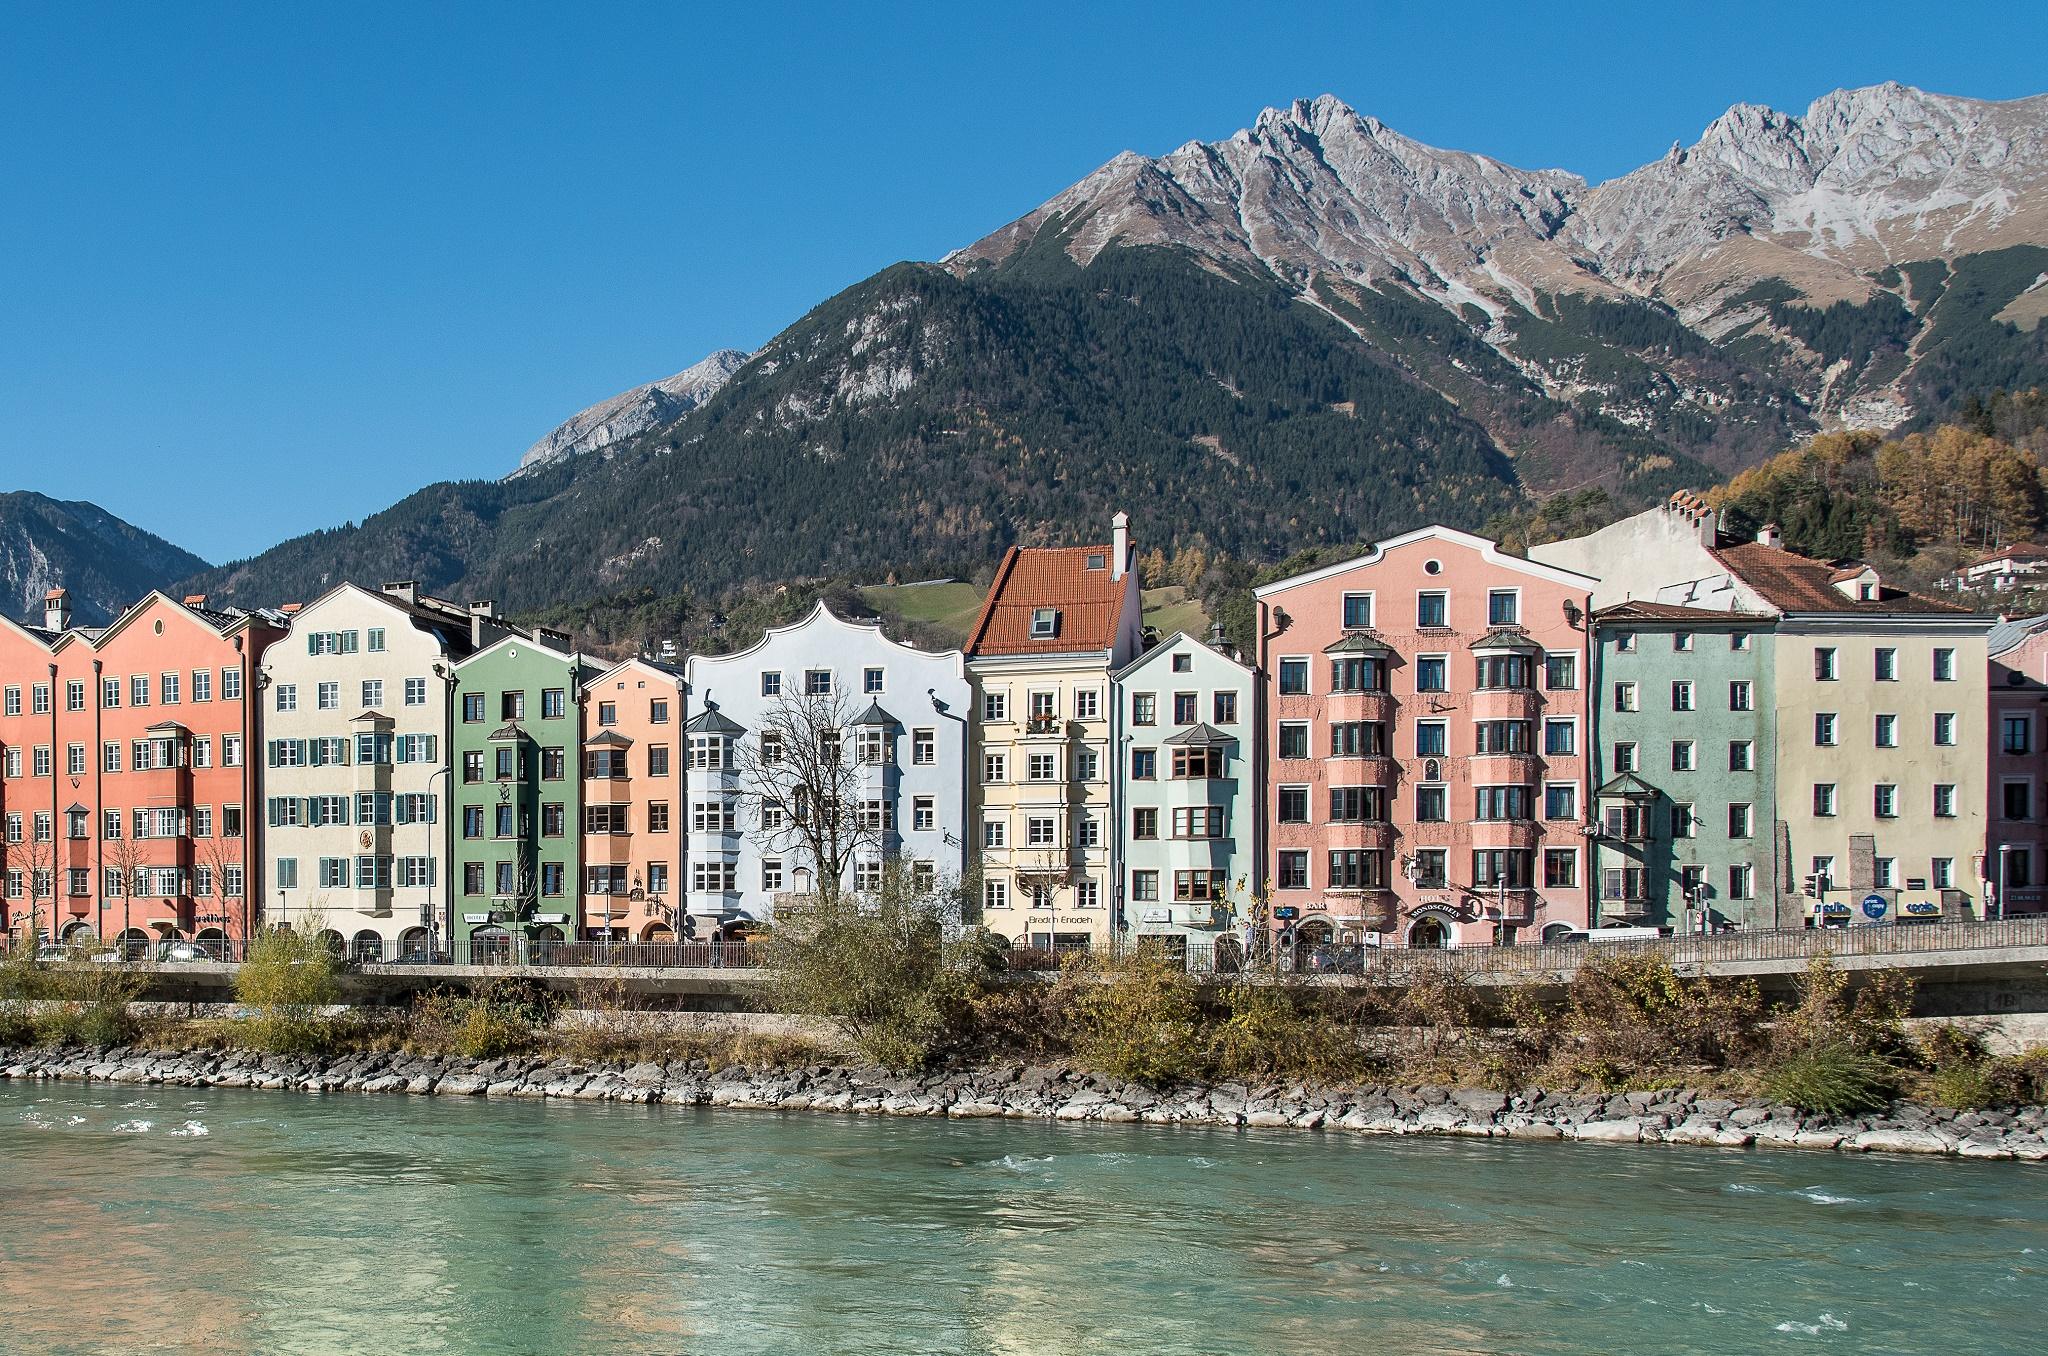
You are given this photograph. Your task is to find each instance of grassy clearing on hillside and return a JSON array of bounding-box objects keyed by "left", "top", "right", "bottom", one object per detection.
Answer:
[
  {"left": 1141, "top": 585, "right": 1211, "bottom": 640},
  {"left": 857, "top": 582, "right": 985, "bottom": 644}
]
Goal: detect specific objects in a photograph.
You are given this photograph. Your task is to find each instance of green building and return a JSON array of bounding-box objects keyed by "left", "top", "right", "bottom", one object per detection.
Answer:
[
  {"left": 1590, "top": 603, "right": 1779, "bottom": 931},
  {"left": 451, "top": 629, "right": 593, "bottom": 956}
]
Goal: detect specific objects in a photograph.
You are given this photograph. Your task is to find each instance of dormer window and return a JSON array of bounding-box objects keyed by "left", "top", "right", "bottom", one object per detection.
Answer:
[
  {"left": 1859, "top": 584, "right": 1877, "bottom": 601},
  {"left": 1030, "top": 608, "right": 1060, "bottom": 638},
  {"left": 1085, "top": 553, "right": 1106, "bottom": 571}
]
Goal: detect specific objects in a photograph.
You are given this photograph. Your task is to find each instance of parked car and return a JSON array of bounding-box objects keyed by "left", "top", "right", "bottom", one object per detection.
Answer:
[{"left": 157, "top": 941, "right": 216, "bottom": 963}]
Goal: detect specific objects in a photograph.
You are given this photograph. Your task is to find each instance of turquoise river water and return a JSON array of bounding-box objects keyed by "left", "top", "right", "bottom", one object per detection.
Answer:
[{"left": 0, "top": 1082, "right": 2043, "bottom": 1355}]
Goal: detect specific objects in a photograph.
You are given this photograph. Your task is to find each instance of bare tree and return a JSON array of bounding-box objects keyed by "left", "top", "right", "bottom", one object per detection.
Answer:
[
  {"left": 106, "top": 829, "right": 150, "bottom": 952},
  {"left": 734, "top": 691, "right": 879, "bottom": 907},
  {"left": 0, "top": 828, "right": 53, "bottom": 947},
  {"left": 195, "top": 834, "right": 244, "bottom": 953}
]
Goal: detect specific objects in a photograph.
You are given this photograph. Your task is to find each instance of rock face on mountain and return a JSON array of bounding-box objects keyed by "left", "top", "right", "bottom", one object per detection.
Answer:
[
  {"left": 187, "top": 82, "right": 2048, "bottom": 617},
  {"left": 512, "top": 349, "right": 750, "bottom": 476},
  {"left": 0, "top": 493, "right": 209, "bottom": 627}
]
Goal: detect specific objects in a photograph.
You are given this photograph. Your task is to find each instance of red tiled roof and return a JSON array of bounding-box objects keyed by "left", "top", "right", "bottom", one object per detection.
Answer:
[
  {"left": 965, "top": 545, "right": 1128, "bottom": 656},
  {"left": 1711, "top": 542, "right": 1975, "bottom": 616},
  {"left": 1969, "top": 543, "right": 2048, "bottom": 567}
]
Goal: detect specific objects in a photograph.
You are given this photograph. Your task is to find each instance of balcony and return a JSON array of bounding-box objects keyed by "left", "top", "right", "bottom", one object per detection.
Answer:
[{"left": 1023, "top": 715, "right": 1069, "bottom": 738}]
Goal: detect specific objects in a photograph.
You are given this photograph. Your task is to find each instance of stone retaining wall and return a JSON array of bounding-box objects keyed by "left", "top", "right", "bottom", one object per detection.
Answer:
[{"left": 3, "top": 1045, "right": 2042, "bottom": 1161}]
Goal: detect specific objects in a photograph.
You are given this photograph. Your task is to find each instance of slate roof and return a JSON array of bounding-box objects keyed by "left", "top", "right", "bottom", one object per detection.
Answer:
[
  {"left": 851, "top": 700, "right": 897, "bottom": 727},
  {"left": 964, "top": 545, "right": 1127, "bottom": 657},
  {"left": 683, "top": 704, "right": 745, "bottom": 735},
  {"left": 1164, "top": 722, "right": 1236, "bottom": 747}
]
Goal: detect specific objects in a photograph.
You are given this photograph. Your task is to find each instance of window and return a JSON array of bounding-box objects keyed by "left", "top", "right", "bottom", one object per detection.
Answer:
[
  {"left": 1612, "top": 742, "right": 1637, "bottom": 773},
  {"left": 1275, "top": 852, "right": 1308, "bottom": 890},
  {"left": 461, "top": 692, "right": 484, "bottom": 722},
  {"left": 693, "top": 861, "right": 737, "bottom": 894},
  {"left": 1330, "top": 722, "right": 1385, "bottom": 756},
  {"left": 2006, "top": 852, "right": 2033, "bottom": 889},
  {"left": 1277, "top": 786, "right": 1309, "bottom": 823},
  {"left": 1415, "top": 655, "right": 1447, "bottom": 692},
  {"left": 646, "top": 801, "right": 670, "bottom": 833},
  {"left": 126, "top": 676, "right": 147, "bottom": 707},
  {"left": 982, "top": 752, "right": 1007, "bottom": 783},
  {"left": 1173, "top": 692, "right": 1199, "bottom": 724},
  {"left": 541, "top": 803, "right": 564, "bottom": 838},
  {"left": 1672, "top": 631, "right": 1693, "bottom": 653},
  {"left": 2004, "top": 781, "right": 2032, "bottom": 821},
  {"left": 1933, "top": 857, "right": 1955, "bottom": 889},
  {"left": 1875, "top": 857, "right": 1896, "bottom": 889},
  {"left": 981, "top": 818, "right": 1007, "bottom": 850},
  {"left": 1473, "top": 849, "right": 1531, "bottom": 889},
  {"left": 317, "top": 682, "right": 339, "bottom": 710},
  {"left": 1212, "top": 691, "right": 1237, "bottom": 724},
  {"left": 649, "top": 698, "right": 669, "bottom": 724},
  {"left": 1813, "top": 783, "right": 1837, "bottom": 817},
  {"left": 402, "top": 677, "right": 427, "bottom": 706},
  {"left": 66, "top": 744, "right": 85, "bottom": 777},
  {"left": 595, "top": 700, "right": 617, "bottom": 727},
  {"left": 1933, "top": 784, "right": 1956, "bottom": 818},
  {"left": 1027, "top": 752, "right": 1057, "bottom": 782},
  {"left": 910, "top": 728, "right": 935, "bottom": 766},
  {"left": 983, "top": 879, "right": 1008, "bottom": 912},
  {"left": 1475, "top": 720, "right": 1531, "bottom": 754},
  {"left": 1874, "top": 784, "right": 1898, "bottom": 818},
  {"left": 857, "top": 728, "right": 892, "bottom": 767},
  {"left": 1543, "top": 783, "right": 1576, "bottom": 821},
  {"left": 1544, "top": 653, "right": 1577, "bottom": 690},
  {"left": 1474, "top": 785, "right": 1532, "bottom": 821},
  {"left": 1277, "top": 723, "right": 1309, "bottom": 760},
  {"left": 1327, "top": 787, "right": 1384, "bottom": 822},
  {"left": 1172, "top": 807, "right": 1224, "bottom": 839},
  {"left": 1934, "top": 712, "right": 1957, "bottom": 746},
  {"left": 1543, "top": 720, "right": 1576, "bottom": 756},
  {"left": 1670, "top": 681, "right": 1694, "bottom": 712},
  {"left": 356, "top": 856, "right": 393, "bottom": 890},
  {"left": 761, "top": 671, "right": 783, "bottom": 698},
  {"left": 1415, "top": 785, "right": 1448, "bottom": 822},
  {"left": 276, "top": 683, "right": 298, "bottom": 713},
  {"left": 1175, "top": 870, "right": 1226, "bottom": 903},
  {"left": 1131, "top": 693, "right": 1156, "bottom": 726},
  {"left": 1029, "top": 608, "right": 1060, "bottom": 638},
  {"left": 1074, "top": 689, "right": 1100, "bottom": 720},
  {"left": 1131, "top": 808, "right": 1159, "bottom": 839},
  {"left": 1874, "top": 647, "right": 1897, "bottom": 681},
  {"left": 1670, "top": 741, "right": 1695, "bottom": 772},
  {"left": 859, "top": 798, "right": 896, "bottom": 833},
  {"left": 1132, "top": 869, "right": 1160, "bottom": 901},
  {"left": 32, "top": 747, "right": 50, "bottom": 777},
  {"left": 854, "top": 859, "right": 885, "bottom": 893},
  {"left": 1027, "top": 816, "right": 1058, "bottom": 848},
  {"left": 863, "top": 667, "right": 885, "bottom": 695},
  {"left": 1277, "top": 658, "right": 1309, "bottom": 695},
  {"left": 1130, "top": 748, "right": 1156, "bottom": 780},
  {"left": 1416, "top": 591, "right": 1447, "bottom": 628},
  {"left": 691, "top": 800, "right": 736, "bottom": 833},
  {"left": 1728, "top": 802, "right": 1753, "bottom": 838},
  {"left": 64, "top": 680, "right": 84, "bottom": 711},
  {"left": 1414, "top": 721, "right": 1447, "bottom": 757},
  {"left": 1172, "top": 745, "right": 1224, "bottom": 779},
  {"left": 1476, "top": 654, "right": 1532, "bottom": 690},
  {"left": 1, "top": 687, "right": 15, "bottom": 717},
  {"left": 912, "top": 796, "right": 935, "bottom": 832},
  {"left": 462, "top": 806, "right": 484, "bottom": 839},
  {"left": 1875, "top": 714, "right": 1897, "bottom": 748},
  {"left": 587, "top": 804, "right": 630, "bottom": 834},
  {"left": 1613, "top": 682, "right": 1637, "bottom": 713},
  {"left": 1933, "top": 648, "right": 1955, "bottom": 681},
  {"left": 1327, "top": 849, "right": 1385, "bottom": 889},
  {"left": 2005, "top": 715, "right": 2033, "bottom": 756},
  {"left": 1728, "top": 740, "right": 1753, "bottom": 772},
  {"left": 1487, "top": 590, "right": 1519, "bottom": 626},
  {"left": 1729, "top": 680, "right": 1752, "bottom": 711},
  {"left": 980, "top": 691, "right": 1009, "bottom": 724},
  {"left": 1543, "top": 849, "right": 1577, "bottom": 889},
  {"left": 1341, "top": 593, "right": 1373, "bottom": 629},
  {"left": 1412, "top": 850, "right": 1448, "bottom": 888},
  {"left": 1814, "top": 647, "right": 1838, "bottom": 681},
  {"left": 500, "top": 691, "right": 524, "bottom": 721},
  {"left": 1602, "top": 867, "right": 1646, "bottom": 902},
  {"left": 222, "top": 667, "right": 241, "bottom": 700},
  {"left": 690, "top": 735, "right": 730, "bottom": 770},
  {"left": 1813, "top": 713, "right": 1837, "bottom": 746}
]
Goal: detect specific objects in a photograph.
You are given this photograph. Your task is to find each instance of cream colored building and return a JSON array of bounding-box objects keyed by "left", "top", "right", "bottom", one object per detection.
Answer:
[
  {"left": 964, "top": 515, "right": 1144, "bottom": 950},
  {"left": 260, "top": 582, "right": 506, "bottom": 958}
]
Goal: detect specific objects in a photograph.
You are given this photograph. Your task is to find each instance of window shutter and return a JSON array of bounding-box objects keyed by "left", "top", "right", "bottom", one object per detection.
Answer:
[{"left": 267, "top": 799, "right": 281, "bottom": 828}]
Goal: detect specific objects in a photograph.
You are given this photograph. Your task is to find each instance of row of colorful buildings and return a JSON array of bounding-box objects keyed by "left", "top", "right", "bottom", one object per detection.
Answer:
[{"left": 2, "top": 498, "right": 2042, "bottom": 957}]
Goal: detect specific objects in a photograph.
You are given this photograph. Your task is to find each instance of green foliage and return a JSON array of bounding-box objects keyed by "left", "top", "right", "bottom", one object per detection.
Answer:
[
  {"left": 25, "top": 951, "right": 144, "bottom": 1048},
  {"left": 1060, "top": 951, "right": 1204, "bottom": 1085},
  {"left": 1763, "top": 1042, "right": 1896, "bottom": 1116},
  {"left": 1912, "top": 247, "right": 2048, "bottom": 413},
  {"left": 408, "top": 982, "right": 545, "bottom": 1060},
  {"left": 1484, "top": 487, "right": 1625, "bottom": 554},
  {"left": 1550, "top": 953, "right": 1765, "bottom": 1090},
  {"left": 1205, "top": 979, "right": 1364, "bottom": 1083},
  {"left": 1767, "top": 292, "right": 1917, "bottom": 369},
  {"left": 763, "top": 862, "right": 987, "bottom": 1071},
  {"left": 234, "top": 927, "right": 344, "bottom": 1054}
]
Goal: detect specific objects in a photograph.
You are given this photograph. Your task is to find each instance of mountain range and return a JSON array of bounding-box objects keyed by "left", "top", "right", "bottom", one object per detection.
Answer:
[
  {"left": 25, "top": 82, "right": 2048, "bottom": 620},
  {"left": 0, "top": 493, "right": 210, "bottom": 627}
]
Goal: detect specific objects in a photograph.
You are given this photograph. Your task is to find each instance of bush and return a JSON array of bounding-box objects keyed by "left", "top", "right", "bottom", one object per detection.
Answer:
[
  {"left": 1206, "top": 979, "right": 1365, "bottom": 1083},
  {"left": 408, "top": 983, "right": 544, "bottom": 1060},
  {"left": 234, "top": 927, "right": 344, "bottom": 1053},
  {"left": 1062, "top": 951, "right": 1203, "bottom": 1085},
  {"left": 1550, "top": 953, "right": 1765, "bottom": 1090},
  {"left": 763, "top": 863, "right": 988, "bottom": 1071},
  {"left": 1764, "top": 1041, "right": 1895, "bottom": 1115}
]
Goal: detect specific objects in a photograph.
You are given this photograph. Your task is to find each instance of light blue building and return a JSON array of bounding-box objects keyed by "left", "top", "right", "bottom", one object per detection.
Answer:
[{"left": 1111, "top": 632, "right": 1257, "bottom": 957}]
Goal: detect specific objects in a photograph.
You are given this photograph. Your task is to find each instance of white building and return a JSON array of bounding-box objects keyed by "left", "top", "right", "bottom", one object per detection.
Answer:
[
  {"left": 681, "top": 603, "right": 971, "bottom": 935},
  {"left": 259, "top": 582, "right": 504, "bottom": 959}
]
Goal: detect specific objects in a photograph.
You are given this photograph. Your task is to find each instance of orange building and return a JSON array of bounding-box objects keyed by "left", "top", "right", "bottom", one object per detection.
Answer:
[
  {"left": 0, "top": 589, "right": 281, "bottom": 949},
  {"left": 578, "top": 657, "right": 685, "bottom": 940}
]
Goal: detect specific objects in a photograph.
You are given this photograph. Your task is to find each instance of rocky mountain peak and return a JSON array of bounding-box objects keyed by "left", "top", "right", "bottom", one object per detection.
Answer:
[{"left": 512, "top": 348, "right": 750, "bottom": 477}]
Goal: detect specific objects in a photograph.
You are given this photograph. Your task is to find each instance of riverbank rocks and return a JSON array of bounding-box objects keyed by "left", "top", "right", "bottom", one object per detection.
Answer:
[{"left": 2, "top": 1043, "right": 2044, "bottom": 1163}]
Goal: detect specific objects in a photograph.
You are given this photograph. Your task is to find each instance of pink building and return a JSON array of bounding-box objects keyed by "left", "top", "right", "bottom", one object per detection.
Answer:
[
  {"left": 1254, "top": 527, "right": 1597, "bottom": 949},
  {"left": 1988, "top": 613, "right": 2048, "bottom": 915}
]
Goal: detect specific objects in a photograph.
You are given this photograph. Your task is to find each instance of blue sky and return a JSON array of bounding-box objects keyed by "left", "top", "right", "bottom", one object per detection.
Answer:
[{"left": 4, "top": 1, "right": 2044, "bottom": 564}]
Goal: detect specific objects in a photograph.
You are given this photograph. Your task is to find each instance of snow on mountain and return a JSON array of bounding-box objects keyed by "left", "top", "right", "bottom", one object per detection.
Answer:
[{"left": 511, "top": 348, "right": 751, "bottom": 477}]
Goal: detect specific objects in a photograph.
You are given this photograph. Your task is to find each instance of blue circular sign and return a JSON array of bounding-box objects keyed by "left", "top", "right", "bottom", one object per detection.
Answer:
[{"left": 1861, "top": 893, "right": 1888, "bottom": 920}]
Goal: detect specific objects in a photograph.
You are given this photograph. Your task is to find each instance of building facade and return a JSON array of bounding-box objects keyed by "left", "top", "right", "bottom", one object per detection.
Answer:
[
  {"left": 260, "top": 582, "right": 490, "bottom": 959},
  {"left": 0, "top": 589, "right": 278, "bottom": 949},
  {"left": 964, "top": 517, "right": 1145, "bottom": 950},
  {"left": 1111, "top": 631, "right": 1256, "bottom": 954},
  {"left": 682, "top": 603, "right": 971, "bottom": 937},
  {"left": 1986, "top": 613, "right": 2048, "bottom": 916},
  {"left": 579, "top": 658, "right": 685, "bottom": 941},
  {"left": 451, "top": 628, "right": 593, "bottom": 954},
  {"left": 1589, "top": 603, "right": 1779, "bottom": 932},
  {"left": 1255, "top": 527, "right": 1597, "bottom": 949}
]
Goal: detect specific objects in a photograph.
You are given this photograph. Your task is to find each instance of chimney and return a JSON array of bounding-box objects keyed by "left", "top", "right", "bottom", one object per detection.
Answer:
[
  {"left": 468, "top": 600, "right": 496, "bottom": 649},
  {"left": 1757, "top": 523, "right": 1781, "bottom": 548},
  {"left": 43, "top": 588, "right": 70, "bottom": 632},
  {"left": 1111, "top": 511, "right": 1130, "bottom": 581},
  {"left": 383, "top": 580, "right": 420, "bottom": 606}
]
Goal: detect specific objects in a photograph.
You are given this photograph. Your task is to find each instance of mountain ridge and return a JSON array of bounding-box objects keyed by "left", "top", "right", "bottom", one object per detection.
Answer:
[{"left": 0, "top": 493, "right": 211, "bottom": 627}]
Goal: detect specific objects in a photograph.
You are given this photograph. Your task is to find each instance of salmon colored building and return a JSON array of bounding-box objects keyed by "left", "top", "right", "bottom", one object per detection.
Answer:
[
  {"left": 0, "top": 589, "right": 281, "bottom": 949},
  {"left": 578, "top": 657, "right": 686, "bottom": 940},
  {"left": 1253, "top": 527, "right": 1597, "bottom": 949}
]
